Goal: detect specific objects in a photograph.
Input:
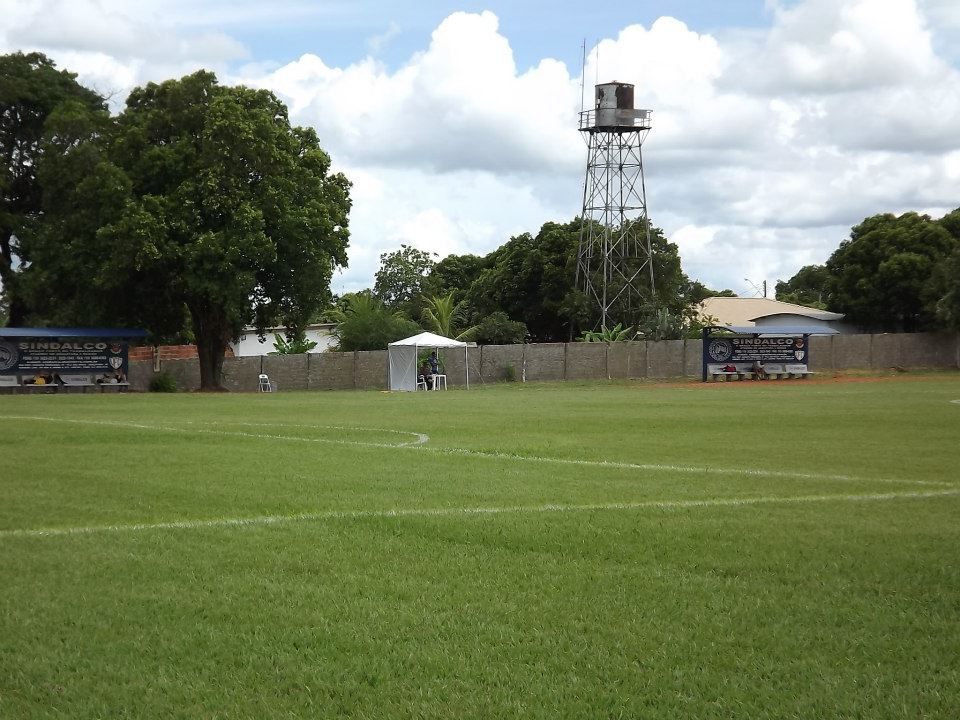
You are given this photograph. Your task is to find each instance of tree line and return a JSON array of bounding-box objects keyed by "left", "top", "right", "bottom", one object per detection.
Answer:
[
  {"left": 776, "top": 210, "right": 960, "bottom": 332},
  {"left": 329, "top": 219, "right": 734, "bottom": 351},
  {"left": 4, "top": 52, "right": 957, "bottom": 387}
]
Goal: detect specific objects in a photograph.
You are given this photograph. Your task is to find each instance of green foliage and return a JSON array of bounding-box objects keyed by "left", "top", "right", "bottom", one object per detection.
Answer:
[
  {"left": 22, "top": 70, "right": 350, "bottom": 389},
  {"left": 775, "top": 265, "right": 832, "bottom": 309},
  {"left": 332, "top": 291, "right": 420, "bottom": 351},
  {"left": 934, "top": 247, "right": 960, "bottom": 330},
  {"left": 463, "top": 311, "right": 528, "bottom": 345},
  {"left": 270, "top": 332, "right": 318, "bottom": 355},
  {"left": 147, "top": 372, "right": 178, "bottom": 393},
  {"left": 638, "top": 308, "right": 685, "bottom": 341},
  {"left": 578, "top": 323, "right": 635, "bottom": 342},
  {"left": 0, "top": 51, "right": 106, "bottom": 325},
  {"left": 503, "top": 362, "right": 517, "bottom": 382},
  {"left": 423, "top": 253, "right": 487, "bottom": 304},
  {"left": 826, "top": 212, "right": 957, "bottom": 332},
  {"left": 465, "top": 220, "right": 584, "bottom": 341},
  {"left": 421, "top": 292, "right": 476, "bottom": 340},
  {"left": 373, "top": 244, "right": 436, "bottom": 315}
]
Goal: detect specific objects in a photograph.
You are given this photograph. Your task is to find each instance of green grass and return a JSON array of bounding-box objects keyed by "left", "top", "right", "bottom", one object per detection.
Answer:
[{"left": 1, "top": 375, "right": 959, "bottom": 718}]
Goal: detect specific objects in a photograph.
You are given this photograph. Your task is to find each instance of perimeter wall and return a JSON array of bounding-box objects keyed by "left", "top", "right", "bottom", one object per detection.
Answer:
[{"left": 125, "top": 332, "right": 960, "bottom": 392}]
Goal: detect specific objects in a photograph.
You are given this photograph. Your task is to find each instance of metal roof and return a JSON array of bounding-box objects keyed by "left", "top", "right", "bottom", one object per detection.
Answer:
[
  {"left": 699, "top": 297, "right": 844, "bottom": 325},
  {"left": 706, "top": 325, "right": 839, "bottom": 335},
  {"left": 0, "top": 327, "right": 148, "bottom": 338}
]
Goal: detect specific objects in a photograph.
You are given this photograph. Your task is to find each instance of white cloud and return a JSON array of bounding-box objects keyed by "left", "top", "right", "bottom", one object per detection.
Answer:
[{"left": 2, "top": 0, "right": 959, "bottom": 299}]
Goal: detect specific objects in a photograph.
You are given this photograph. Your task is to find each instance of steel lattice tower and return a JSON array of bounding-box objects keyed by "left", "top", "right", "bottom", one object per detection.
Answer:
[{"left": 575, "top": 82, "right": 655, "bottom": 330}]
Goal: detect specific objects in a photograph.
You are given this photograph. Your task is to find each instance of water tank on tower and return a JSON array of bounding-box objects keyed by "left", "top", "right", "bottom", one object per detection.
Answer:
[{"left": 584, "top": 81, "right": 652, "bottom": 131}]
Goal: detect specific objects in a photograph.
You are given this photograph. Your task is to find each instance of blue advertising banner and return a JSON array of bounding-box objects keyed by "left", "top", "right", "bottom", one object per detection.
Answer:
[
  {"left": 704, "top": 335, "right": 809, "bottom": 364},
  {"left": 0, "top": 338, "right": 129, "bottom": 375}
]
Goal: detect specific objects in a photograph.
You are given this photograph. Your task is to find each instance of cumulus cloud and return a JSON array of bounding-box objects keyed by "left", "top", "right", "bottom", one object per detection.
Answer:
[
  {"left": 2, "top": 0, "right": 959, "bottom": 298},
  {"left": 0, "top": 0, "right": 247, "bottom": 102},
  {"left": 247, "top": 11, "right": 583, "bottom": 175}
]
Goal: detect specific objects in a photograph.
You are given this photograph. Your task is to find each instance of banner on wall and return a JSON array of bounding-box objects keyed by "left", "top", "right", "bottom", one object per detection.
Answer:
[
  {"left": 703, "top": 335, "right": 809, "bottom": 364},
  {"left": 0, "top": 339, "right": 129, "bottom": 374}
]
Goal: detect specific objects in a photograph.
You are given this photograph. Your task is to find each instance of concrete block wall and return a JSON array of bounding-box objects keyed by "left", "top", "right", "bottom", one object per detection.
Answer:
[
  {"left": 309, "top": 352, "right": 355, "bottom": 390},
  {"left": 354, "top": 351, "right": 387, "bottom": 389},
  {"left": 808, "top": 335, "right": 834, "bottom": 371},
  {"left": 683, "top": 340, "right": 703, "bottom": 378},
  {"left": 475, "top": 344, "right": 524, "bottom": 382},
  {"left": 262, "top": 353, "right": 308, "bottom": 391},
  {"left": 566, "top": 343, "right": 608, "bottom": 380},
  {"left": 525, "top": 344, "right": 565, "bottom": 381},
  {"left": 127, "top": 332, "right": 958, "bottom": 391},
  {"left": 221, "top": 356, "right": 262, "bottom": 392},
  {"left": 127, "top": 359, "right": 154, "bottom": 392},
  {"left": 833, "top": 334, "right": 874, "bottom": 369},
  {"left": 900, "top": 332, "right": 959, "bottom": 368},
  {"left": 440, "top": 346, "right": 482, "bottom": 387},
  {"left": 646, "top": 339, "right": 685, "bottom": 378}
]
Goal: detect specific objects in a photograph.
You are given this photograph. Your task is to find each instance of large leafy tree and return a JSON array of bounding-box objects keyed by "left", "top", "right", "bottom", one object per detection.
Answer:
[
  {"left": 825, "top": 212, "right": 956, "bottom": 332},
  {"left": 466, "top": 220, "right": 584, "bottom": 341},
  {"left": 775, "top": 265, "right": 832, "bottom": 309},
  {"left": 0, "top": 52, "right": 105, "bottom": 325},
  {"left": 26, "top": 70, "right": 350, "bottom": 389},
  {"left": 373, "top": 244, "right": 435, "bottom": 316}
]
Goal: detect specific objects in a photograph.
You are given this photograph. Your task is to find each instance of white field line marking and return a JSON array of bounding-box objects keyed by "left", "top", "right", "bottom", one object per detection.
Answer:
[
  {"left": 0, "top": 415, "right": 429, "bottom": 449},
  {"left": 3, "top": 489, "right": 959, "bottom": 540},
  {"left": 1, "top": 415, "right": 952, "bottom": 488},
  {"left": 426, "top": 446, "right": 955, "bottom": 488},
  {"left": 951, "top": 399, "right": 960, "bottom": 405}
]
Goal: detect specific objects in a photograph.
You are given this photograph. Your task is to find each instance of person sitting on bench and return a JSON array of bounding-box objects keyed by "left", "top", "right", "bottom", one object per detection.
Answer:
[{"left": 752, "top": 360, "right": 767, "bottom": 380}]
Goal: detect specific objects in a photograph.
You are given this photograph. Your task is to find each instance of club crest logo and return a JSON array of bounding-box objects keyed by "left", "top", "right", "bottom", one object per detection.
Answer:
[
  {"left": 110, "top": 343, "right": 122, "bottom": 354},
  {"left": 0, "top": 341, "right": 18, "bottom": 372},
  {"left": 708, "top": 339, "right": 732, "bottom": 362},
  {"left": 109, "top": 357, "right": 124, "bottom": 370},
  {"left": 794, "top": 350, "right": 805, "bottom": 360}
]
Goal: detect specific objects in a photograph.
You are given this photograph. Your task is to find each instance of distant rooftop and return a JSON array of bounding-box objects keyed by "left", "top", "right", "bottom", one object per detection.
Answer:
[
  {"left": 698, "top": 297, "right": 843, "bottom": 327},
  {"left": 0, "top": 327, "right": 148, "bottom": 338}
]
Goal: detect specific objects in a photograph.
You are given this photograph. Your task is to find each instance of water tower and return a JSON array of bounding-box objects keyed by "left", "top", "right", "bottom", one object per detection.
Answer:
[{"left": 575, "top": 81, "right": 655, "bottom": 330}]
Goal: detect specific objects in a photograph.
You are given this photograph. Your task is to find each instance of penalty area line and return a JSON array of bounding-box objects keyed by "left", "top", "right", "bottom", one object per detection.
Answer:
[{"left": 3, "top": 488, "right": 959, "bottom": 540}]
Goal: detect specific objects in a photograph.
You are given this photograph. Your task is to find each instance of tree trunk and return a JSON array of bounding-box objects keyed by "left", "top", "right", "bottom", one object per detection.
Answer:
[
  {"left": 0, "top": 228, "right": 29, "bottom": 326},
  {"left": 190, "top": 305, "right": 231, "bottom": 391}
]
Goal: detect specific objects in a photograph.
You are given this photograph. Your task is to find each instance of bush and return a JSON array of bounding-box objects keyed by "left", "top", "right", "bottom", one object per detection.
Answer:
[
  {"left": 469, "top": 312, "right": 528, "bottom": 345},
  {"left": 149, "top": 372, "right": 178, "bottom": 393},
  {"left": 504, "top": 363, "right": 517, "bottom": 382}
]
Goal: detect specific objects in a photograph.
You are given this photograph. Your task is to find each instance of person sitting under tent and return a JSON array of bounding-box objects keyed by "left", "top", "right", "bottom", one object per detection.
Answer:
[{"left": 418, "top": 361, "right": 433, "bottom": 390}]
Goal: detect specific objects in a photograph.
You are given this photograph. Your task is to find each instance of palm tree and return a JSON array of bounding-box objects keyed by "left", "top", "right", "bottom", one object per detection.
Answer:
[{"left": 421, "top": 292, "right": 476, "bottom": 340}]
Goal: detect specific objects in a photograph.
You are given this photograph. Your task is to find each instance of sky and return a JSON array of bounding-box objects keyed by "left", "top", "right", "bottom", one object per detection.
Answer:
[{"left": 3, "top": 0, "right": 960, "bottom": 299}]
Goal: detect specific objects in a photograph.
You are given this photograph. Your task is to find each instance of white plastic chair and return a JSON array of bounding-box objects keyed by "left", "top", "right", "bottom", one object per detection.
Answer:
[{"left": 258, "top": 373, "right": 272, "bottom": 392}]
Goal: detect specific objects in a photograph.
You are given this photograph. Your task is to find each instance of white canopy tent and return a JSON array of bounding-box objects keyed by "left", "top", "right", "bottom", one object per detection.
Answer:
[{"left": 388, "top": 332, "right": 471, "bottom": 391}]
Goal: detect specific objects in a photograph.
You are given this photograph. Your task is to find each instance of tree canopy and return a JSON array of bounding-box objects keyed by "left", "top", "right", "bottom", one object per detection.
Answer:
[
  {"left": 373, "top": 244, "right": 435, "bottom": 316},
  {"left": 825, "top": 212, "right": 956, "bottom": 332},
  {"left": 0, "top": 51, "right": 106, "bottom": 325},
  {"left": 24, "top": 70, "right": 351, "bottom": 388}
]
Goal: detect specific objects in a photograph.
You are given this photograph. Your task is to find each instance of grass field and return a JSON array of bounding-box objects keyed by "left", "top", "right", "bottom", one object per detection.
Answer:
[{"left": 2, "top": 374, "right": 960, "bottom": 718}]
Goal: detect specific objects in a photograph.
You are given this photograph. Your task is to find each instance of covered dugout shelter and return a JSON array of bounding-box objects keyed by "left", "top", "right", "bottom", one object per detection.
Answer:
[
  {"left": 0, "top": 327, "right": 148, "bottom": 390},
  {"left": 388, "top": 332, "right": 471, "bottom": 392},
  {"left": 701, "top": 325, "right": 839, "bottom": 382}
]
